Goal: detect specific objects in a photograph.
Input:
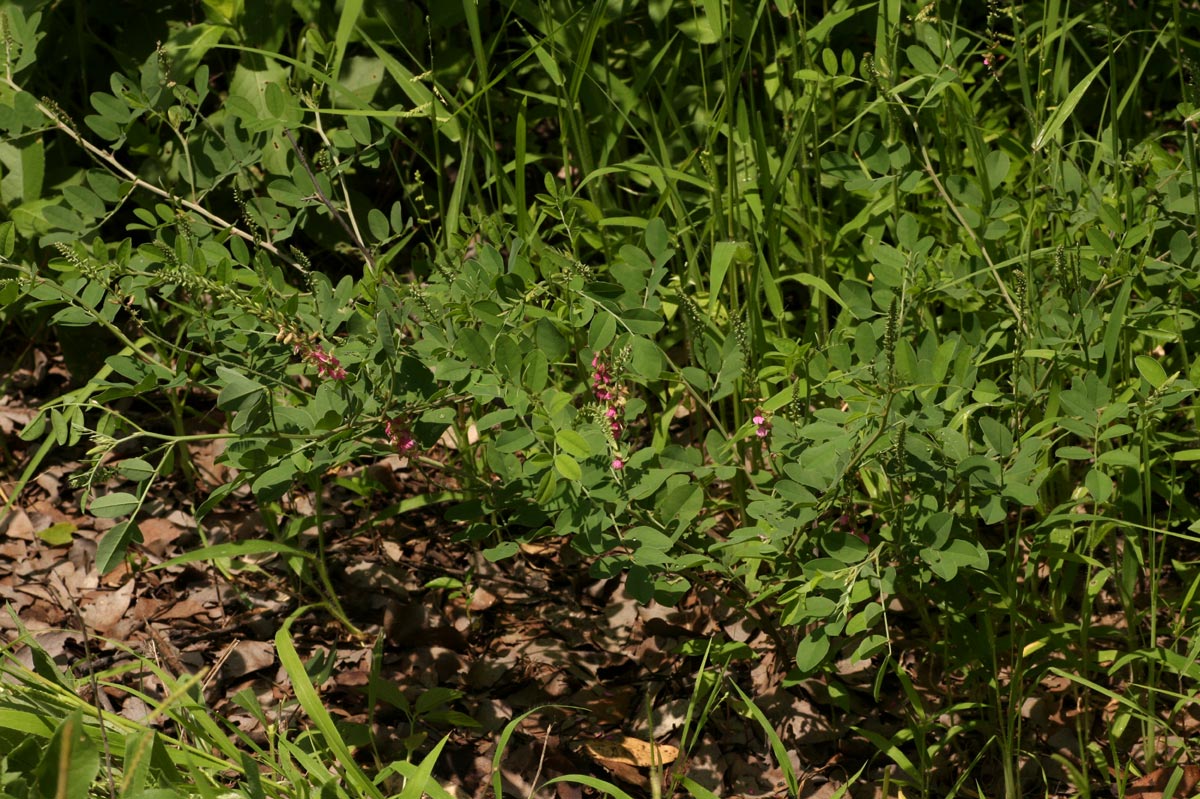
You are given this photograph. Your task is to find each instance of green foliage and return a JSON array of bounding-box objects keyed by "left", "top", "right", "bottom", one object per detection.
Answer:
[{"left": 2, "top": 0, "right": 1200, "bottom": 796}]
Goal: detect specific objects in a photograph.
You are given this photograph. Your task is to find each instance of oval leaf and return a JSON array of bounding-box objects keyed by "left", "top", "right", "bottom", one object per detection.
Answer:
[{"left": 90, "top": 492, "right": 140, "bottom": 518}]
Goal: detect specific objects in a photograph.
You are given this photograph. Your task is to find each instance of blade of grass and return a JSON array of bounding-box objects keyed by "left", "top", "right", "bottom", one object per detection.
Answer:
[
  {"left": 492, "top": 704, "right": 577, "bottom": 799},
  {"left": 1032, "top": 58, "right": 1108, "bottom": 152},
  {"left": 331, "top": 0, "right": 363, "bottom": 83},
  {"left": 728, "top": 681, "right": 798, "bottom": 796},
  {"left": 397, "top": 734, "right": 451, "bottom": 799},
  {"left": 541, "top": 774, "right": 636, "bottom": 799},
  {"left": 275, "top": 611, "right": 384, "bottom": 799}
]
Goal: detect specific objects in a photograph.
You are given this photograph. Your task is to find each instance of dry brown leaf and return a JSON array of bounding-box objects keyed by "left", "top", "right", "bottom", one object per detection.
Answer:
[
  {"left": 581, "top": 736, "right": 679, "bottom": 767},
  {"left": 139, "top": 517, "right": 190, "bottom": 557},
  {"left": 2, "top": 510, "right": 35, "bottom": 541},
  {"left": 221, "top": 640, "right": 276, "bottom": 680},
  {"left": 519, "top": 538, "right": 563, "bottom": 556},
  {"left": 469, "top": 587, "right": 498, "bottom": 612},
  {"left": 0, "top": 540, "right": 29, "bottom": 560},
  {"left": 155, "top": 597, "right": 210, "bottom": 621},
  {"left": 0, "top": 404, "right": 36, "bottom": 433},
  {"left": 1125, "top": 764, "right": 1200, "bottom": 798},
  {"left": 81, "top": 581, "right": 135, "bottom": 635}
]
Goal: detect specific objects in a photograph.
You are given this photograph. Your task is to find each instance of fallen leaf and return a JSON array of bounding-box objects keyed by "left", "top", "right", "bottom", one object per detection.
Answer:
[
  {"left": 581, "top": 736, "right": 679, "bottom": 767},
  {"left": 220, "top": 640, "right": 276, "bottom": 680},
  {"left": 1125, "top": 765, "right": 1200, "bottom": 798},
  {"left": 469, "top": 587, "right": 498, "bottom": 612},
  {"left": 139, "top": 516, "right": 189, "bottom": 557},
  {"left": 155, "top": 597, "right": 209, "bottom": 621},
  {"left": 519, "top": 538, "right": 564, "bottom": 556},
  {"left": 2, "top": 510, "right": 35, "bottom": 541},
  {"left": 81, "top": 581, "right": 135, "bottom": 635},
  {"left": 38, "top": 521, "right": 77, "bottom": 547}
]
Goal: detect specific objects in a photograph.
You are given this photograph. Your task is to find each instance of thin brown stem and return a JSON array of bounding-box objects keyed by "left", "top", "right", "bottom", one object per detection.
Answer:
[
  {"left": 283, "top": 127, "right": 377, "bottom": 275},
  {"left": 1, "top": 75, "right": 301, "bottom": 272}
]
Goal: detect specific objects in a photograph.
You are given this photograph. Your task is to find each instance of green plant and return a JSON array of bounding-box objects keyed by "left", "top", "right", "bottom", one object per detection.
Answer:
[{"left": 3, "top": 1, "right": 1200, "bottom": 796}]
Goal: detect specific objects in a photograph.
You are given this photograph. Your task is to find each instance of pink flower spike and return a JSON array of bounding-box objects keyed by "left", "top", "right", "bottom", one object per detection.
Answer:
[
  {"left": 753, "top": 414, "right": 766, "bottom": 426},
  {"left": 611, "top": 458, "right": 624, "bottom": 470},
  {"left": 756, "top": 426, "right": 769, "bottom": 438}
]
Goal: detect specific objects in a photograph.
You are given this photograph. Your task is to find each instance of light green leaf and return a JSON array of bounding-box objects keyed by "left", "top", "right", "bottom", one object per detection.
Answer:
[
  {"left": 37, "top": 522, "right": 76, "bottom": 546},
  {"left": 90, "top": 91, "right": 132, "bottom": 122},
  {"left": 361, "top": 34, "right": 460, "bottom": 141},
  {"left": 0, "top": 221, "right": 14, "bottom": 257},
  {"left": 554, "top": 453, "right": 582, "bottom": 481},
  {"left": 228, "top": 59, "right": 289, "bottom": 131},
  {"left": 63, "top": 185, "right": 106, "bottom": 218},
  {"left": 90, "top": 492, "right": 140, "bottom": 518},
  {"left": 150, "top": 540, "right": 314, "bottom": 571},
  {"left": 396, "top": 734, "right": 450, "bottom": 799},
  {"left": 216, "top": 367, "right": 266, "bottom": 412},
  {"left": 541, "top": 775, "right": 636, "bottom": 799},
  {"left": 729, "top": 681, "right": 801, "bottom": 795},
  {"left": 264, "top": 81, "right": 287, "bottom": 118},
  {"left": 1134, "top": 355, "right": 1168, "bottom": 389},
  {"left": 0, "top": 139, "right": 44, "bottom": 205},
  {"left": 483, "top": 541, "right": 520, "bottom": 562},
  {"left": 367, "top": 207, "right": 389, "bottom": 241},
  {"left": 709, "top": 241, "right": 739, "bottom": 313},
  {"left": 1055, "top": 446, "right": 1093, "bottom": 460},
  {"left": 251, "top": 461, "right": 297, "bottom": 503},
  {"left": 19, "top": 138, "right": 44, "bottom": 203},
  {"left": 555, "top": 430, "right": 593, "bottom": 459}
]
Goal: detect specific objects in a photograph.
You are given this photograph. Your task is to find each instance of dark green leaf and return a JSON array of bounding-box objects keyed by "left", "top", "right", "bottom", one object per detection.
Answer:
[{"left": 97, "top": 521, "right": 142, "bottom": 574}]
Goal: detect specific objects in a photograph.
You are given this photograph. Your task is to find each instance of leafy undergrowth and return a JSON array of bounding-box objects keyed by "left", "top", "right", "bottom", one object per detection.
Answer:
[{"left": 3, "top": 351, "right": 1199, "bottom": 799}]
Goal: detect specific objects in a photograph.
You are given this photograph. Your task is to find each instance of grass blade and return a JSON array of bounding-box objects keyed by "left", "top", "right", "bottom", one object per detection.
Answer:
[
  {"left": 1032, "top": 58, "right": 1108, "bottom": 151},
  {"left": 275, "top": 614, "right": 384, "bottom": 799},
  {"left": 397, "top": 734, "right": 450, "bottom": 799},
  {"left": 541, "top": 774, "right": 637, "bottom": 799},
  {"left": 331, "top": 0, "right": 363, "bottom": 83},
  {"left": 728, "top": 681, "right": 798, "bottom": 796}
]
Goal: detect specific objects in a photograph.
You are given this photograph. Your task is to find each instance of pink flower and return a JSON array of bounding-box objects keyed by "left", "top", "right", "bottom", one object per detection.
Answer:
[
  {"left": 611, "top": 458, "right": 624, "bottom": 470},
  {"left": 836, "top": 513, "right": 868, "bottom": 543},
  {"left": 384, "top": 418, "right": 418, "bottom": 453},
  {"left": 752, "top": 410, "right": 771, "bottom": 438},
  {"left": 298, "top": 343, "right": 347, "bottom": 381}
]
